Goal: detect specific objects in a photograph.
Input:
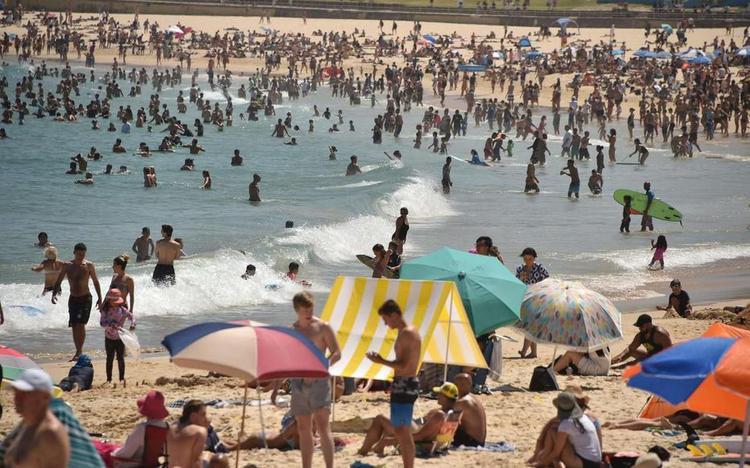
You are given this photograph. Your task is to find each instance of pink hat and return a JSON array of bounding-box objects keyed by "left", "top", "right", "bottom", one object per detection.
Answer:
[
  {"left": 105, "top": 288, "right": 125, "bottom": 306},
  {"left": 137, "top": 390, "right": 169, "bottom": 420}
]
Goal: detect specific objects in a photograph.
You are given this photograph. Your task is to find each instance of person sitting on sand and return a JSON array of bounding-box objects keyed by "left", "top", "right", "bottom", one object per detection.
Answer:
[
  {"left": 655, "top": 279, "right": 692, "bottom": 318},
  {"left": 112, "top": 390, "right": 170, "bottom": 466},
  {"left": 611, "top": 314, "right": 672, "bottom": 366},
  {"left": 357, "top": 382, "right": 460, "bottom": 457},
  {"left": 166, "top": 400, "right": 229, "bottom": 468},
  {"left": 528, "top": 386, "right": 601, "bottom": 467},
  {"left": 529, "top": 390, "right": 602, "bottom": 468},
  {"left": 451, "top": 373, "right": 486, "bottom": 447},
  {"left": 553, "top": 347, "right": 611, "bottom": 376}
]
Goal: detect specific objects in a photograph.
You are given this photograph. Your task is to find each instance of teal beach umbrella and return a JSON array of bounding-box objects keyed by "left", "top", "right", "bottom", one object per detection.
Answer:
[{"left": 400, "top": 247, "right": 526, "bottom": 335}]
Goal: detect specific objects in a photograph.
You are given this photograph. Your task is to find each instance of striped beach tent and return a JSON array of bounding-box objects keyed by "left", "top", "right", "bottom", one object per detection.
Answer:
[{"left": 321, "top": 276, "right": 487, "bottom": 381}]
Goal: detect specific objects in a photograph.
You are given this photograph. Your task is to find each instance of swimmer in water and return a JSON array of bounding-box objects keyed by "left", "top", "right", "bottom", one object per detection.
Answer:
[
  {"left": 31, "top": 246, "right": 65, "bottom": 295},
  {"left": 183, "top": 138, "right": 205, "bottom": 154},
  {"left": 241, "top": 264, "right": 256, "bottom": 280},
  {"left": 329, "top": 146, "right": 337, "bottom": 160},
  {"left": 112, "top": 139, "right": 126, "bottom": 153},
  {"left": 442, "top": 157, "right": 452, "bottom": 195},
  {"left": 286, "top": 261, "right": 312, "bottom": 287},
  {"left": 346, "top": 155, "right": 362, "bottom": 176},
  {"left": 200, "top": 170, "right": 212, "bottom": 189},
  {"left": 117, "top": 166, "right": 128, "bottom": 174},
  {"left": 272, "top": 119, "right": 290, "bottom": 138},
  {"left": 524, "top": 163, "right": 540, "bottom": 193},
  {"left": 231, "top": 149, "right": 243, "bottom": 166},
  {"left": 349, "top": 120, "right": 355, "bottom": 131},
  {"left": 249, "top": 173, "right": 262, "bottom": 202},
  {"left": 180, "top": 159, "right": 195, "bottom": 171},
  {"left": 588, "top": 170, "right": 603, "bottom": 194},
  {"left": 284, "top": 137, "right": 298, "bottom": 145},
  {"left": 132, "top": 227, "right": 155, "bottom": 262},
  {"left": 560, "top": 159, "right": 580, "bottom": 199},
  {"left": 75, "top": 172, "right": 94, "bottom": 185}
]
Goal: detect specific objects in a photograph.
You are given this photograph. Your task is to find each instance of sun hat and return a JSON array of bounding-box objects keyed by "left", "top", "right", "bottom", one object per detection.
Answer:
[
  {"left": 553, "top": 391, "right": 583, "bottom": 420},
  {"left": 562, "top": 385, "right": 590, "bottom": 408},
  {"left": 432, "top": 382, "right": 459, "bottom": 400},
  {"left": 9, "top": 369, "right": 54, "bottom": 395},
  {"left": 105, "top": 288, "right": 125, "bottom": 306},
  {"left": 137, "top": 390, "right": 170, "bottom": 420}
]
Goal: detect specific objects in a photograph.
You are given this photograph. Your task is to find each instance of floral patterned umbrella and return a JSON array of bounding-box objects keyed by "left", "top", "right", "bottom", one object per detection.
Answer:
[{"left": 516, "top": 279, "right": 623, "bottom": 352}]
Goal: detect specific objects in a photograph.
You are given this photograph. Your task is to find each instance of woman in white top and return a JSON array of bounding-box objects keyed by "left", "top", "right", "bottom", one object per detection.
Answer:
[{"left": 531, "top": 391, "right": 602, "bottom": 468}]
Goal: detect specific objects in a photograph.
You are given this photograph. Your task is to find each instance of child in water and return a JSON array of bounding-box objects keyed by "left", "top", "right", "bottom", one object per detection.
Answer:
[
  {"left": 620, "top": 195, "right": 632, "bottom": 233},
  {"left": 649, "top": 235, "right": 668, "bottom": 270},
  {"left": 506, "top": 139, "right": 514, "bottom": 157}
]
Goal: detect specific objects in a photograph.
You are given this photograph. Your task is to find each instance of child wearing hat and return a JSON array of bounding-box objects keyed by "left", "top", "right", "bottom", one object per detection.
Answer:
[{"left": 100, "top": 288, "right": 135, "bottom": 385}]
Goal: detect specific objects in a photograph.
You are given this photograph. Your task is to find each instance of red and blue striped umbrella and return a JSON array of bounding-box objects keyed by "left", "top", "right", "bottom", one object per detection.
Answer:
[
  {"left": 624, "top": 337, "right": 750, "bottom": 465},
  {"left": 162, "top": 321, "right": 329, "bottom": 382}
]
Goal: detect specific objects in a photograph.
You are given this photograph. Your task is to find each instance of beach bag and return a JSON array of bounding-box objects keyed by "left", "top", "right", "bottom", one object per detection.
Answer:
[
  {"left": 529, "top": 365, "right": 558, "bottom": 392},
  {"left": 488, "top": 340, "right": 503, "bottom": 382},
  {"left": 118, "top": 328, "right": 141, "bottom": 360}
]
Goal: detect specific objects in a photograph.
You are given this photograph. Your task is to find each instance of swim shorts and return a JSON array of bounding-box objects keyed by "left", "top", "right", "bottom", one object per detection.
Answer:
[
  {"left": 68, "top": 294, "right": 92, "bottom": 327},
  {"left": 452, "top": 425, "right": 483, "bottom": 447},
  {"left": 152, "top": 264, "right": 176, "bottom": 287},
  {"left": 390, "top": 376, "right": 419, "bottom": 428},
  {"left": 569, "top": 182, "right": 580, "bottom": 194},
  {"left": 289, "top": 378, "right": 331, "bottom": 417}
]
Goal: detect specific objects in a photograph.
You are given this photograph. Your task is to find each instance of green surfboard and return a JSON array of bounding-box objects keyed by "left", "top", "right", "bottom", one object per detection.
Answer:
[{"left": 613, "top": 189, "right": 683, "bottom": 222}]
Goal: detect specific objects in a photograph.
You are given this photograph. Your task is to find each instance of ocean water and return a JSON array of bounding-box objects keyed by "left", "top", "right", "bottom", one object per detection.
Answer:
[{"left": 1, "top": 63, "right": 749, "bottom": 356}]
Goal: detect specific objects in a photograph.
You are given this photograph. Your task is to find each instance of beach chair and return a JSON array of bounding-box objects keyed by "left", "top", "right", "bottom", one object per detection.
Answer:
[
  {"left": 428, "top": 410, "right": 463, "bottom": 455},
  {"left": 112, "top": 424, "right": 168, "bottom": 468}
]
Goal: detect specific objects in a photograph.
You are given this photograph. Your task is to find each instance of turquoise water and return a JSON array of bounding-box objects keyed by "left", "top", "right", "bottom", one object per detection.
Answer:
[{"left": 1, "top": 63, "right": 749, "bottom": 355}]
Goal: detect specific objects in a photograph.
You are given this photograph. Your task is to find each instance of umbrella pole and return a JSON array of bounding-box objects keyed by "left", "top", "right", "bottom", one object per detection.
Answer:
[
  {"left": 443, "top": 288, "right": 454, "bottom": 383},
  {"left": 550, "top": 345, "right": 557, "bottom": 368},
  {"left": 235, "top": 382, "right": 249, "bottom": 468},
  {"left": 740, "top": 401, "right": 750, "bottom": 468},
  {"left": 257, "top": 387, "right": 268, "bottom": 449}
]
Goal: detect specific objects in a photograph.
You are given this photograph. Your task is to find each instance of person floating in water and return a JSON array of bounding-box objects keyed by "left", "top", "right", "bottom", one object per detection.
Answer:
[{"left": 346, "top": 156, "right": 362, "bottom": 176}]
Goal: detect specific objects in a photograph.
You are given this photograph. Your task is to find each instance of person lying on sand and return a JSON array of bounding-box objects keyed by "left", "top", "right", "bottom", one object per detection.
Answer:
[
  {"left": 357, "top": 382, "right": 460, "bottom": 457},
  {"left": 554, "top": 348, "right": 611, "bottom": 376}
]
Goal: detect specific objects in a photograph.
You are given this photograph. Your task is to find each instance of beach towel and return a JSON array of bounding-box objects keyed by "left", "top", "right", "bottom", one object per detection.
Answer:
[{"left": 453, "top": 442, "right": 516, "bottom": 452}]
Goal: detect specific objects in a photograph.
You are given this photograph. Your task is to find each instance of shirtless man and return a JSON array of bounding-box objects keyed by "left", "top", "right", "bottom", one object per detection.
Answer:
[
  {"left": 167, "top": 400, "right": 229, "bottom": 468},
  {"left": 152, "top": 225, "right": 181, "bottom": 287},
  {"left": 131, "top": 227, "right": 154, "bottom": 262},
  {"left": 442, "top": 157, "right": 452, "bottom": 194},
  {"left": 346, "top": 155, "right": 362, "bottom": 176},
  {"left": 5, "top": 369, "right": 70, "bottom": 468},
  {"left": 365, "top": 299, "right": 421, "bottom": 468},
  {"left": 271, "top": 119, "right": 290, "bottom": 138},
  {"left": 52, "top": 243, "right": 102, "bottom": 360},
  {"left": 183, "top": 138, "right": 205, "bottom": 154},
  {"left": 451, "top": 373, "right": 487, "bottom": 447},
  {"left": 248, "top": 173, "right": 261, "bottom": 203},
  {"left": 611, "top": 314, "right": 672, "bottom": 366},
  {"left": 280, "top": 292, "right": 340, "bottom": 468},
  {"left": 371, "top": 243, "right": 391, "bottom": 279},
  {"left": 36, "top": 231, "right": 51, "bottom": 247}
]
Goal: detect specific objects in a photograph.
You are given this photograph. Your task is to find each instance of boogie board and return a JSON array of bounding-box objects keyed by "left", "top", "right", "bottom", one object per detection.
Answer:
[
  {"left": 466, "top": 159, "right": 492, "bottom": 167},
  {"left": 613, "top": 189, "right": 683, "bottom": 223},
  {"left": 356, "top": 254, "right": 396, "bottom": 279},
  {"left": 7, "top": 305, "right": 45, "bottom": 316}
]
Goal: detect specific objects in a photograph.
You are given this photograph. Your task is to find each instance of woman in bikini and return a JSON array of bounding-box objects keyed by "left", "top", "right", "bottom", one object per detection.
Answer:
[
  {"left": 110, "top": 255, "right": 135, "bottom": 315},
  {"left": 31, "top": 246, "right": 65, "bottom": 295}
]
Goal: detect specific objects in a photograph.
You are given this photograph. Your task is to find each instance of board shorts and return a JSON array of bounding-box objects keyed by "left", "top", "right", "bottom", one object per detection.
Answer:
[
  {"left": 452, "top": 425, "right": 483, "bottom": 447},
  {"left": 152, "top": 264, "right": 176, "bottom": 287},
  {"left": 390, "top": 376, "right": 419, "bottom": 428},
  {"left": 289, "top": 378, "right": 331, "bottom": 417},
  {"left": 568, "top": 182, "right": 580, "bottom": 194},
  {"left": 571, "top": 147, "right": 579, "bottom": 158},
  {"left": 68, "top": 294, "right": 92, "bottom": 327}
]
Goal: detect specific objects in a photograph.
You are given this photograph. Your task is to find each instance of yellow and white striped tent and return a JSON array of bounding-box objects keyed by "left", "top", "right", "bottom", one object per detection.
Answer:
[{"left": 321, "top": 276, "right": 487, "bottom": 380}]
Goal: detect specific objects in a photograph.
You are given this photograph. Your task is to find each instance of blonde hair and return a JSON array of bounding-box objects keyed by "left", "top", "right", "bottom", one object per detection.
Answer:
[
  {"left": 44, "top": 246, "right": 58, "bottom": 261},
  {"left": 293, "top": 291, "right": 315, "bottom": 309}
]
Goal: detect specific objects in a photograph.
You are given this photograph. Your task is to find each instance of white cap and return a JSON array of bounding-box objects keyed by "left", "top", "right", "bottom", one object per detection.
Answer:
[{"left": 9, "top": 369, "right": 53, "bottom": 395}]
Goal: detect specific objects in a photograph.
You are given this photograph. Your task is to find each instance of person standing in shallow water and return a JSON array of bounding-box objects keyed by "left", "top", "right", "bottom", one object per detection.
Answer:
[
  {"left": 392, "top": 207, "right": 409, "bottom": 255},
  {"left": 442, "top": 157, "right": 452, "bottom": 194},
  {"left": 249, "top": 174, "right": 261, "bottom": 202},
  {"left": 152, "top": 225, "right": 181, "bottom": 287}
]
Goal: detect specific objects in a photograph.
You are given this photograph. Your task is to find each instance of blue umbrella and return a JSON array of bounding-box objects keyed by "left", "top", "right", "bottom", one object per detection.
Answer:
[
  {"left": 610, "top": 49, "right": 625, "bottom": 56},
  {"left": 525, "top": 50, "right": 544, "bottom": 60},
  {"left": 653, "top": 50, "right": 672, "bottom": 59},
  {"left": 517, "top": 37, "right": 531, "bottom": 48},
  {"left": 423, "top": 34, "right": 437, "bottom": 44},
  {"left": 689, "top": 55, "right": 712, "bottom": 65},
  {"left": 633, "top": 49, "right": 655, "bottom": 58},
  {"left": 660, "top": 23, "right": 673, "bottom": 35},
  {"left": 737, "top": 47, "right": 750, "bottom": 57}
]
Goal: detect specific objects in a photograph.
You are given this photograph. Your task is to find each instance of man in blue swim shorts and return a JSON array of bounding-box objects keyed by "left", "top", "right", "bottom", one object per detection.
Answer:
[{"left": 360, "top": 299, "right": 422, "bottom": 468}]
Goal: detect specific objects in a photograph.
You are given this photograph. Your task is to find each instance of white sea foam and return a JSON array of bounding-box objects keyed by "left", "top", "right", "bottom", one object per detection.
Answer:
[
  {"left": 377, "top": 176, "right": 456, "bottom": 218},
  {"left": 315, "top": 181, "right": 383, "bottom": 190},
  {"left": 582, "top": 243, "right": 750, "bottom": 272}
]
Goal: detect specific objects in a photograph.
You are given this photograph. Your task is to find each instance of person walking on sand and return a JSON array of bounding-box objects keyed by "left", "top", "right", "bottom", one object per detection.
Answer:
[
  {"left": 152, "top": 225, "right": 181, "bottom": 287},
  {"left": 99, "top": 288, "right": 135, "bottom": 386},
  {"left": 278, "top": 292, "right": 341, "bottom": 468},
  {"left": 51, "top": 243, "right": 103, "bottom": 361},
  {"left": 363, "top": 300, "right": 421, "bottom": 468}
]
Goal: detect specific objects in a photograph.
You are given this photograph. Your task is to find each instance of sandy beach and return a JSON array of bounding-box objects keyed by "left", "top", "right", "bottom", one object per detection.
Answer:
[{"left": 0, "top": 300, "right": 745, "bottom": 467}]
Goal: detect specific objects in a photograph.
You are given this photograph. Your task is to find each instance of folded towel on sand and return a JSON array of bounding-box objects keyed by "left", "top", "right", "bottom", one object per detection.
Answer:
[
  {"left": 454, "top": 442, "right": 516, "bottom": 452},
  {"left": 168, "top": 398, "right": 271, "bottom": 408}
]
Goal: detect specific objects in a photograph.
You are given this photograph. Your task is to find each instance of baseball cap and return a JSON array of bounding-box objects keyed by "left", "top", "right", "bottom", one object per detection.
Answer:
[
  {"left": 9, "top": 369, "right": 54, "bottom": 395},
  {"left": 634, "top": 314, "right": 653, "bottom": 327},
  {"left": 432, "top": 382, "right": 459, "bottom": 400}
]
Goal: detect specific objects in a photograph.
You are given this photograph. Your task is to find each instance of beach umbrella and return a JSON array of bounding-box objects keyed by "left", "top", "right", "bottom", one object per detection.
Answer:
[
  {"left": 688, "top": 55, "right": 712, "bottom": 65},
  {"left": 0, "top": 344, "right": 41, "bottom": 381},
  {"left": 610, "top": 49, "right": 625, "bottom": 56},
  {"left": 737, "top": 47, "right": 750, "bottom": 57},
  {"left": 162, "top": 321, "right": 329, "bottom": 467},
  {"left": 166, "top": 25, "right": 183, "bottom": 34},
  {"left": 517, "top": 37, "right": 532, "bottom": 48},
  {"left": 515, "top": 279, "right": 623, "bottom": 352},
  {"left": 633, "top": 48, "right": 655, "bottom": 58},
  {"left": 660, "top": 23, "right": 673, "bottom": 35},
  {"left": 423, "top": 34, "right": 437, "bottom": 44},
  {"left": 624, "top": 337, "right": 750, "bottom": 466},
  {"left": 400, "top": 247, "right": 526, "bottom": 335},
  {"left": 525, "top": 51, "right": 544, "bottom": 60},
  {"left": 653, "top": 50, "right": 672, "bottom": 59},
  {"left": 554, "top": 17, "right": 579, "bottom": 34}
]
